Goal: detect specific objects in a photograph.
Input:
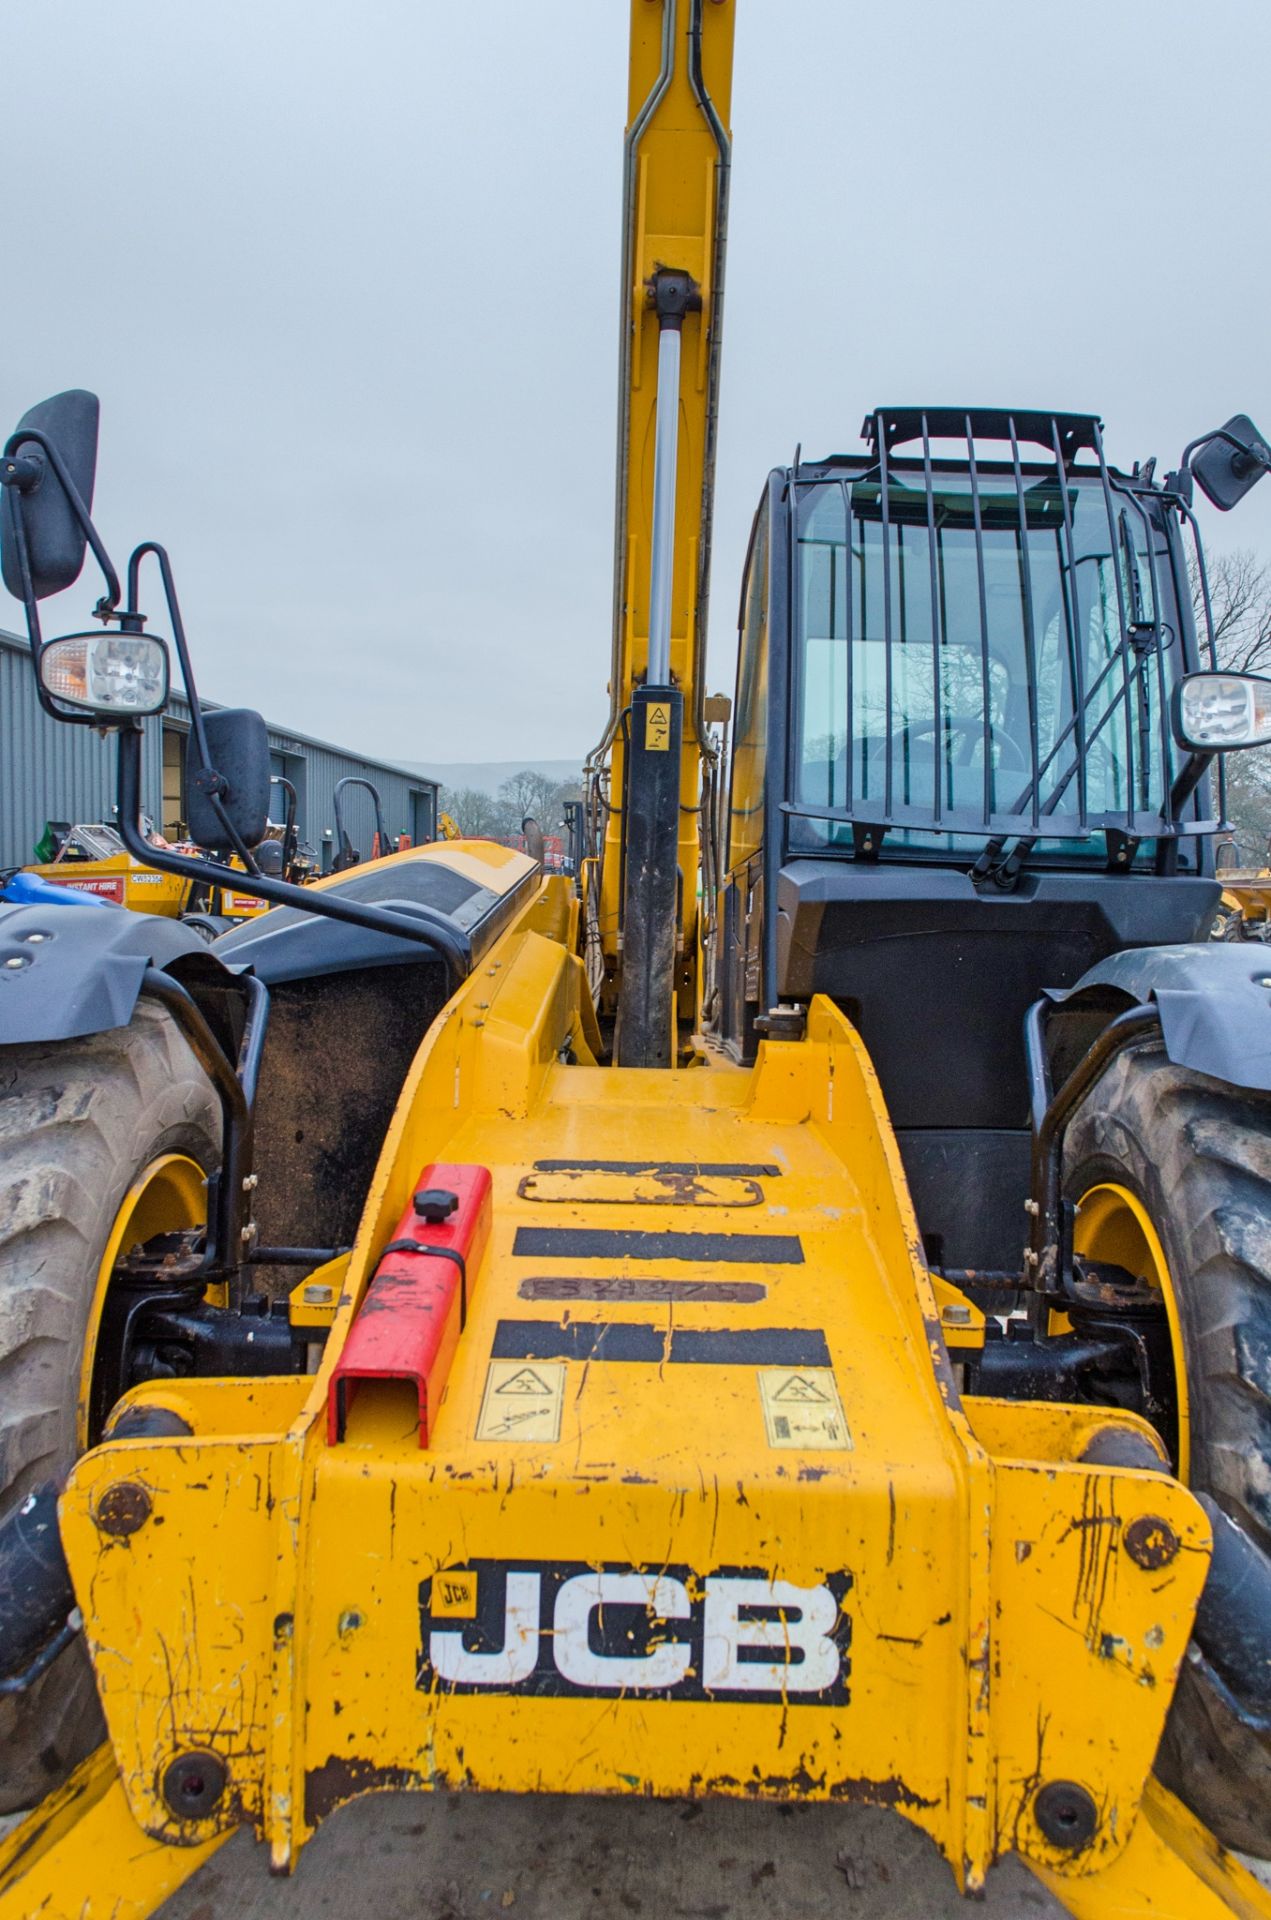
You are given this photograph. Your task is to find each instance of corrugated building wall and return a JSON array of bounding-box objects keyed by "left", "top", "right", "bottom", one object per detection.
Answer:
[{"left": 0, "top": 628, "right": 438, "bottom": 870}]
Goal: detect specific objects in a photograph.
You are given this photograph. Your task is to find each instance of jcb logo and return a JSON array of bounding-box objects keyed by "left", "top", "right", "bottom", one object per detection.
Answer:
[{"left": 418, "top": 1561, "right": 851, "bottom": 1704}]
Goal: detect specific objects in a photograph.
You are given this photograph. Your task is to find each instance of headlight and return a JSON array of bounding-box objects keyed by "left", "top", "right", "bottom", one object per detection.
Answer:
[
  {"left": 37, "top": 631, "right": 170, "bottom": 717},
  {"left": 1172, "top": 671, "right": 1271, "bottom": 752}
]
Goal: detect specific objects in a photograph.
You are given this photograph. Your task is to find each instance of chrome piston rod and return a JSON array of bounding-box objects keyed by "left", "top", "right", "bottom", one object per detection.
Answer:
[{"left": 645, "top": 270, "right": 700, "bottom": 686}]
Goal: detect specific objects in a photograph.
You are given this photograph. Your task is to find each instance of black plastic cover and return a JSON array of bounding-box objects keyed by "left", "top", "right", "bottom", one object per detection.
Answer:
[
  {"left": 777, "top": 861, "right": 1220, "bottom": 1129},
  {"left": 214, "top": 857, "right": 514, "bottom": 986}
]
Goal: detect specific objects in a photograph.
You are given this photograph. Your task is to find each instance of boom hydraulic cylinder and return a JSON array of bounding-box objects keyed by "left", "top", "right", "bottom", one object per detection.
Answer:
[{"left": 616, "top": 271, "right": 698, "bottom": 1066}]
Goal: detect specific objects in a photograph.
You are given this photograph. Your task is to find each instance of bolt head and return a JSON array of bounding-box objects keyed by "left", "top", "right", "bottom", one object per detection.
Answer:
[
  {"left": 1124, "top": 1514, "right": 1179, "bottom": 1570},
  {"left": 161, "top": 1749, "right": 227, "bottom": 1820},
  {"left": 1034, "top": 1780, "right": 1098, "bottom": 1851},
  {"left": 303, "top": 1282, "right": 334, "bottom": 1305},
  {"left": 94, "top": 1481, "right": 152, "bottom": 1537}
]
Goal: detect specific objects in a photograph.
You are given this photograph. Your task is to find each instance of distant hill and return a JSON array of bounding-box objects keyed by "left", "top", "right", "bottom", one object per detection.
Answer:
[{"left": 400, "top": 758, "right": 583, "bottom": 797}]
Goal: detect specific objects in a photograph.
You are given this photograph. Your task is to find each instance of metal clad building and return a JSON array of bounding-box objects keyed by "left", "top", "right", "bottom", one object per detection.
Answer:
[{"left": 0, "top": 628, "right": 439, "bottom": 870}]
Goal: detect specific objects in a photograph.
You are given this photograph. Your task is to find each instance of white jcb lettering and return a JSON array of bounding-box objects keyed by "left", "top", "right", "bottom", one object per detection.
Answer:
[
  {"left": 422, "top": 1566, "right": 849, "bottom": 1701},
  {"left": 701, "top": 1576, "right": 840, "bottom": 1693},
  {"left": 553, "top": 1573, "right": 691, "bottom": 1690},
  {"left": 429, "top": 1570, "right": 540, "bottom": 1685}
]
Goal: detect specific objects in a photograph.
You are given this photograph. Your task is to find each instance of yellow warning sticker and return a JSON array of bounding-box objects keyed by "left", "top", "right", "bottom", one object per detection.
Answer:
[
  {"left": 476, "top": 1359, "right": 565, "bottom": 1443},
  {"left": 645, "top": 702, "right": 671, "bottom": 752},
  {"left": 757, "top": 1368, "right": 852, "bottom": 1450},
  {"left": 431, "top": 1569, "right": 479, "bottom": 1618}
]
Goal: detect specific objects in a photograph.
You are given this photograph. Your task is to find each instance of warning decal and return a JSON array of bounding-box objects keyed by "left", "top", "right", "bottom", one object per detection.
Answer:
[
  {"left": 476, "top": 1358, "right": 565, "bottom": 1443},
  {"left": 645, "top": 702, "right": 671, "bottom": 752},
  {"left": 758, "top": 1368, "right": 852, "bottom": 1451}
]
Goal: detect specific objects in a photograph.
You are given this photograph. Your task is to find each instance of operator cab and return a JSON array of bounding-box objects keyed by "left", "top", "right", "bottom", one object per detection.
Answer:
[{"left": 719, "top": 407, "right": 1222, "bottom": 1270}]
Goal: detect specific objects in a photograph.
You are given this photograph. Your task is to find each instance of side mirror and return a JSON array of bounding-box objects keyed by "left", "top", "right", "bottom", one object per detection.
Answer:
[
  {"left": 185, "top": 709, "right": 271, "bottom": 852},
  {"left": 1, "top": 391, "right": 100, "bottom": 600},
  {"left": 1172, "top": 671, "right": 1271, "bottom": 752},
  {"left": 1192, "top": 413, "right": 1271, "bottom": 513}
]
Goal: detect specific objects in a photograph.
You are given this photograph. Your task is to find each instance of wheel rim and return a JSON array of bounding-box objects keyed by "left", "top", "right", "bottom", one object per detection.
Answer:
[
  {"left": 77, "top": 1153, "right": 208, "bottom": 1449},
  {"left": 1073, "top": 1181, "right": 1190, "bottom": 1481}
]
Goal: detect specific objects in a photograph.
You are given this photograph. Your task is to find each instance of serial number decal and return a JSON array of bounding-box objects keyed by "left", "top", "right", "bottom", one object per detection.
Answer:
[
  {"left": 418, "top": 1561, "right": 852, "bottom": 1704},
  {"left": 517, "top": 1277, "right": 767, "bottom": 1304}
]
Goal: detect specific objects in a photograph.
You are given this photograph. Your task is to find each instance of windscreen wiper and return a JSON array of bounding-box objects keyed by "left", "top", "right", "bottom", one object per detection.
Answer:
[{"left": 971, "top": 631, "right": 1161, "bottom": 888}]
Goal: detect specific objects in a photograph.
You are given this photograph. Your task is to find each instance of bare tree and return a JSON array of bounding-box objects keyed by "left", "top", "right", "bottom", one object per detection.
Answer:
[
  {"left": 493, "top": 770, "right": 583, "bottom": 839},
  {"left": 1191, "top": 548, "right": 1271, "bottom": 861},
  {"left": 440, "top": 786, "right": 502, "bottom": 838},
  {"left": 496, "top": 769, "right": 561, "bottom": 833},
  {"left": 1190, "top": 547, "right": 1271, "bottom": 675}
]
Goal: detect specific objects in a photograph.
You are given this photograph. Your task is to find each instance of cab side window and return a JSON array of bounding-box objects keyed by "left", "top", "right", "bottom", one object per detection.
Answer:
[{"left": 729, "top": 505, "right": 769, "bottom": 873}]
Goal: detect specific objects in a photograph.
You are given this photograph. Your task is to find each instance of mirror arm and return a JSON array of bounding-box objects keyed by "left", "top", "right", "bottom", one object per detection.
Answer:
[
  {"left": 1168, "top": 748, "right": 1215, "bottom": 822},
  {"left": 124, "top": 541, "right": 262, "bottom": 877},
  {"left": 1179, "top": 424, "right": 1271, "bottom": 476},
  {"left": 113, "top": 727, "right": 471, "bottom": 990},
  {"left": 126, "top": 541, "right": 214, "bottom": 765},
  {"left": 2, "top": 425, "right": 121, "bottom": 612}
]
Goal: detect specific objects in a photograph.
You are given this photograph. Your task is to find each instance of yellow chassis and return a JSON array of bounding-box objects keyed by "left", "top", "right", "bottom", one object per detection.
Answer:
[{"left": 2, "top": 874, "right": 1268, "bottom": 1917}]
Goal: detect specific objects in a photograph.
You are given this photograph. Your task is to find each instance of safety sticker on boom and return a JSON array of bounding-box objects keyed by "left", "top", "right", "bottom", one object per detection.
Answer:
[{"left": 418, "top": 1561, "right": 852, "bottom": 1703}]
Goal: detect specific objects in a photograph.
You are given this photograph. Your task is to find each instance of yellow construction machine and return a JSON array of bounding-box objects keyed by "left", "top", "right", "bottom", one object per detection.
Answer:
[
  {"left": 17, "top": 821, "right": 270, "bottom": 933},
  {"left": 5, "top": 7, "right": 1271, "bottom": 1916},
  {"left": 11, "top": 764, "right": 321, "bottom": 935},
  {"left": 1211, "top": 836, "right": 1271, "bottom": 940}
]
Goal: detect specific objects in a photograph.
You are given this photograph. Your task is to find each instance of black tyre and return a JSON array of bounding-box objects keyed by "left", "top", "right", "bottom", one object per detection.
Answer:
[
  {"left": 0, "top": 1000, "right": 219, "bottom": 1812},
  {"left": 1064, "top": 1042, "right": 1271, "bottom": 1853},
  {"left": 180, "top": 913, "right": 236, "bottom": 943}
]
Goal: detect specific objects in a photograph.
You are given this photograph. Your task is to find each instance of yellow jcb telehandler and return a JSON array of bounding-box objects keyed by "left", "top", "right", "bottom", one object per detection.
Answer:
[{"left": 2, "top": 6, "right": 1271, "bottom": 1916}]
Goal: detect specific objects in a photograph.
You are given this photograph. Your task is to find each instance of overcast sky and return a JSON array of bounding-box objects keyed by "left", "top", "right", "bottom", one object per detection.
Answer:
[{"left": 5, "top": 1, "right": 1270, "bottom": 769}]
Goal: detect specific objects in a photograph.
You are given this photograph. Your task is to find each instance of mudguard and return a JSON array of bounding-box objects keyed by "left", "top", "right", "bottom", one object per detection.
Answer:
[
  {"left": 1050, "top": 942, "right": 1271, "bottom": 1095},
  {"left": 0, "top": 901, "right": 227, "bottom": 1046}
]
